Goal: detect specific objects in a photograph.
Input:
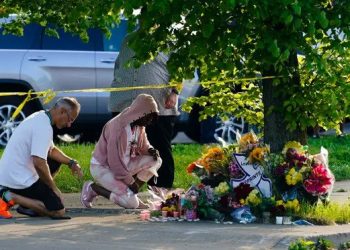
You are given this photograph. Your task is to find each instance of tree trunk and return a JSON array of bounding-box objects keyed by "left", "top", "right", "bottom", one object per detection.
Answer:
[{"left": 262, "top": 53, "right": 307, "bottom": 153}]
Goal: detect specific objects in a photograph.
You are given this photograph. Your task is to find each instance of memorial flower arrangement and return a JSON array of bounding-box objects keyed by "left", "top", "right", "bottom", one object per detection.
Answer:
[
  {"left": 237, "top": 131, "right": 270, "bottom": 165},
  {"left": 266, "top": 141, "right": 334, "bottom": 204},
  {"left": 149, "top": 132, "right": 334, "bottom": 223}
]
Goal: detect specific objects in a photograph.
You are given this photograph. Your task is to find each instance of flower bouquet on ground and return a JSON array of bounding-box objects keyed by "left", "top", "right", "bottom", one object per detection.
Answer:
[
  {"left": 187, "top": 146, "right": 230, "bottom": 187},
  {"left": 184, "top": 134, "right": 335, "bottom": 223},
  {"left": 236, "top": 131, "right": 270, "bottom": 165},
  {"left": 265, "top": 141, "right": 335, "bottom": 205}
]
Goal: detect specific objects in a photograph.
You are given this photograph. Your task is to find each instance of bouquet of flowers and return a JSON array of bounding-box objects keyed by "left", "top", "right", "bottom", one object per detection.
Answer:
[
  {"left": 236, "top": 131, "right": 270, "bottom": 165},
  {"left": 183, "top": 134, "right": 334, "bottom": 222},
  {"left": 187, "top": 146, "right": 230, "bottom": 187},
  {"left": 267, "top": 141, "right": 334, "bottom": 204}
]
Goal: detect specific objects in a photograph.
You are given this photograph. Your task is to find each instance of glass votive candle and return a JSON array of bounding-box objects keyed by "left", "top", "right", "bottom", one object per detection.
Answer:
[{"left": 140, "top": 210, "right": 150, "bottom": 220}]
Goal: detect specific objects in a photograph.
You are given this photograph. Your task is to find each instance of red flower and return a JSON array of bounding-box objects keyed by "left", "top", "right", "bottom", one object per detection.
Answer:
[
  {"left": 233, "top": 183, "right": 254, "bottom": 201},
  {"left": 304, "top": 164, "right": 334, "bottom": 195},
  {"left": 187, "top": 163, "right": 196, "bottom": 174}
]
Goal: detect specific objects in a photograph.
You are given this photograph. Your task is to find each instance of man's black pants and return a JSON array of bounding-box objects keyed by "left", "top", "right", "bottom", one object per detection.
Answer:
[{"left": 146, "top": 116, "right": 176, "bottom": 188}]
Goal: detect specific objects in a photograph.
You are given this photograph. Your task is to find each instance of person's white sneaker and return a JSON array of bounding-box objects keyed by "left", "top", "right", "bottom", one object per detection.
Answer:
[{"left": 80, "top": 181, "right": 97, "bottom": 208}]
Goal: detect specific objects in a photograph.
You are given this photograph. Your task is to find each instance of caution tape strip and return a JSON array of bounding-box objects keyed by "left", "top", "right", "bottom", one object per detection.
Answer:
[{"left": 0, "top": 76, "right": 282, "bottom": 120}]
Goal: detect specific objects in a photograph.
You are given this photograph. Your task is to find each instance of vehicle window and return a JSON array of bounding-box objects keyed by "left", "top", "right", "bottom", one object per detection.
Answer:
[
  {"left": 96, "top": 20, "right": 128, "bottom": 52},
  {"left": 42, "top": 28, "right": 95, "bottom": 51},
  {"left": 0, "top": 23, "right": 42, "bottom": 49}
]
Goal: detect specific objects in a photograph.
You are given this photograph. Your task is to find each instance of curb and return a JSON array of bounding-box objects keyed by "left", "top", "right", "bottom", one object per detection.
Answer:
[{"left": 66, "top": 207, "right": 142, "bottom": 215}]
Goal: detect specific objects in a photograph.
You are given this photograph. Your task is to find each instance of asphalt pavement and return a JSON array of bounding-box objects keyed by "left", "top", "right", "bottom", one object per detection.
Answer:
[{"left": 0, "top": 181, "right": 349, "bottom": 250}]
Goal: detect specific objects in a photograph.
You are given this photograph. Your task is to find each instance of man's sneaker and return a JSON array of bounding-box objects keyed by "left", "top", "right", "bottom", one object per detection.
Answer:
[
  {"left": 0, "top": 198, "right": 12, "bottom": 219},
  {"left": 80, "top": 181, "right": 97, "bottom": 208}
]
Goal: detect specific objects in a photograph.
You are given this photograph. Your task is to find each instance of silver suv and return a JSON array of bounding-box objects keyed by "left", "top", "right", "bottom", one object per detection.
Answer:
[
  {"left": 0, "top": 20, "right": 247, "bottom": 147},
  {"left": 0, "top": 21, "right": 128, "bottom": 146}
]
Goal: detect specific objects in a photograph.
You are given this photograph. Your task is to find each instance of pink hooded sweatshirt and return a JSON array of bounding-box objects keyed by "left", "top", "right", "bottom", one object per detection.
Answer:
[{"left": 92, "top": 94, "right": 159, "bottom": 185}]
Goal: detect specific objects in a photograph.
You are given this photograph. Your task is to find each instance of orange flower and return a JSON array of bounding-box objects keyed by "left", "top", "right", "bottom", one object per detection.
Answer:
[
  {"left": 204, "top": 147, "right": 225, "bottom": 161},
  {"left": 239, "top": 132, "right": 258, "bottom": 146},
  {"left": 248, "top": 147, "right": 268, "bottom": 164},
  {"left": 200, "top": 147, "right": 225, "bottom": 171}
]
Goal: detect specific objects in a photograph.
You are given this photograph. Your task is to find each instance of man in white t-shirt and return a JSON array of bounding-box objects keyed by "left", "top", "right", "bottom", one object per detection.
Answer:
[{"left": 0, "top": 97, "right": 83, "bottom": 219}]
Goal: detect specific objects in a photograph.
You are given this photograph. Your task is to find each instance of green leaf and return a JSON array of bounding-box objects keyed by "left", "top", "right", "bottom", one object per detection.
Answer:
[
  {"left": 280, "top": 49, "right": 290, "bottom": 61},
  {"left": 319, "top": 11, "right": 329, "bottom": 29},
  {"left": 202, "top": 22, "right": 214, "bottom": 38},
  {"left": 226, "top": 0, "right": 236, "bottom": 8},
  {"left": 291, "top": 3, "right": 301, "bottom": 16},
  {"left": 269, "top": 40, "right": 280, "bottom": 58},
  {"left": 283, "top": 13, "right": 293, "bottom": 25}
]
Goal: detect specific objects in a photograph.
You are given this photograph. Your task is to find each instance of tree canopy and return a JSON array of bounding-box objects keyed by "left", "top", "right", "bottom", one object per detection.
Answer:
[{"left": 2, "top": 0, "right": 350, "bottom": 150}]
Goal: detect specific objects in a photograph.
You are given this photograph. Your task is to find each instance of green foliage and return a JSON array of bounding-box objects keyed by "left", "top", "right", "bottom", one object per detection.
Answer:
[
  {"left": 288, "top": 238, "right": 316, "bottom": 250},
  {"left": 288, "top": 237, "right": 334, "bottom": 250},
  {"left": 3, "top": 1, "right": 350, "bottom": 149},
  {"left": 296, "top": 202, "right": 350, "bottom": 225},
  {"left": 308, "top": 135, "right": 350, "bottom": 181},
  {"left": 339, "top": 240, "right": 350, "bottom": 250}
]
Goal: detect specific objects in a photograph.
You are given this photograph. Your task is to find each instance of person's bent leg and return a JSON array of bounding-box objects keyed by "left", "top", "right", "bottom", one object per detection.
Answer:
[
  {"left": 10, "top": 192, "right": 64, "bottom": 218},
  {"left": 9, "top": 180, "right": 65, "bottom": 219},
  {"left": 90, "top": 164, "right": 140, "bottom": 209}
]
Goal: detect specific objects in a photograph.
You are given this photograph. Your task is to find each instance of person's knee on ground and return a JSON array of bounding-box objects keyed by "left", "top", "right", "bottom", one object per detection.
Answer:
[
  {"left": 11, "top": 192, "right": 64, "bottom": 218},
  {"left": 109, "top": 192, "right": 139, "bottom": 209}
]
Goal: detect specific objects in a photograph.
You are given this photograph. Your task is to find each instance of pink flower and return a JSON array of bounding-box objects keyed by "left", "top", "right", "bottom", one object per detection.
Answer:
[{"left": 304, "top": 164, "right": 333, "bottom": 196}]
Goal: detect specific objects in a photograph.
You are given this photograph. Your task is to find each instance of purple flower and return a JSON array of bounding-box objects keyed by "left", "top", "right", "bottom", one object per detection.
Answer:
[{"left": 229, "top": 161, "right": 244, "bottom": 178}]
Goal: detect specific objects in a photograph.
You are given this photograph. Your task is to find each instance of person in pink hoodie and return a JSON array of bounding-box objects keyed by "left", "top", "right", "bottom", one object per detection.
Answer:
[{"left": 81, "top": 94, "right": 162, "bottom": 209}]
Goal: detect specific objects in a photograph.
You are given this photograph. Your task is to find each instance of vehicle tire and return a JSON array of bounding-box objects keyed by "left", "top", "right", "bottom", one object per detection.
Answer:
[
  {"left": 199, "top": 115, "right": 248, "bottom": 145},
  {"left": 0, "top": 96, "right": 36, "bottom": 147}
]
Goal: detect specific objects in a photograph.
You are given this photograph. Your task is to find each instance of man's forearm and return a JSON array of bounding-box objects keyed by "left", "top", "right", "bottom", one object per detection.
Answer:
[
  {"left": 34, "top": 162, "right": 57, "bottom": 190},
  {"left": 49, "top": 146, "right": 71, "bottom": 165}
]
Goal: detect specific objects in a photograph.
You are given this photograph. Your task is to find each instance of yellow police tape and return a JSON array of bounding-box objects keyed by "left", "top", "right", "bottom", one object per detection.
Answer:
[{"left": 0, "top": 76, "right": 281, "bottom": 120}]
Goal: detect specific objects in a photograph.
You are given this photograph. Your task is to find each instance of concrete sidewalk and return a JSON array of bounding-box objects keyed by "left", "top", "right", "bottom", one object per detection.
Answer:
[{"left": 0, "top": 181, "right": 349, "bottom": 250}]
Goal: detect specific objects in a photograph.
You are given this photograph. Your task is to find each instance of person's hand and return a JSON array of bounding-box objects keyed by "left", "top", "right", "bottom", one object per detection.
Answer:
[
  {"left": 129, "top": 182, "right": 139, "bottom": 194},
  {"left": 148, "top": 148, "right": 159, "bottom": 160},
  {"left": 68, "top": 160, "right": 84, "bottom": 180},
  {"left": 165, "top": 92, "right": 177, "bottom": 109},
  {"left": 70, "top": 163, "right": 84, "bottom": 180}
]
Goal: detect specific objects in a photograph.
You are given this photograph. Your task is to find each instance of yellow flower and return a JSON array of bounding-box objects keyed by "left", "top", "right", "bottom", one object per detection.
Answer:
[
  {"left": 245, "top": 189, "right": 262, "bottom": 207},
  {"left": 214, "top": 182, "right": 230, "bottom": 195},
  {"left": 285, "top": 168, "right": 303, "bottom": 186},
  {"left": 282, "top": 141, "right": 305, "bottom": 155},
  {"left": 200, "top": 147, "right": 226, "bottom": 172},
  {"left": 239, "top": 199, "right": 245, "bottom": 205},
  {"left": 285, "top": 199, "right": 300, "bottom": 214},
  {"left": 240, "top": 132, "right": 258, "bottom": 145},
  {"left": 239, "top": 132, "right": 259, "bottom": 151},
  {"left": 276, "top": 200, "right": 284, "bottom": 206}
]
